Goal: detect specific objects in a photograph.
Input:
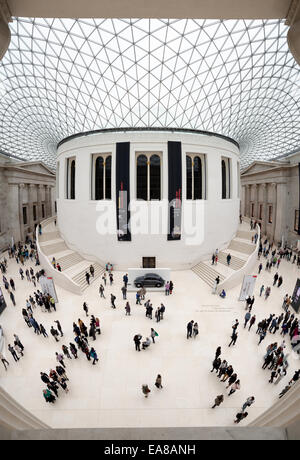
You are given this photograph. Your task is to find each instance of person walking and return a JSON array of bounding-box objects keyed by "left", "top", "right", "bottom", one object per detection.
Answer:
[
  {"left": 234, "top": 412, "right": 248, "bottom": 424},
  {"left": 277, "top": 276, "right": 283, "bottom": 288},
  {"left": 226, "top": 254, "right": 232, "bottom": 266},
  {"left": 56, "top": 352, "right": 66, "bottom": 369},
  {"left": 69, "top": 343, "right": 78, "bottom": 359},
  {"left": 211, "top": 357, "right": 221, "bottom": 373},
  {"left": 121, "top": 285, "right": 127, "bottom": 300},
  {"left": 62, "top": 345, "right": 72, "bottom": 360},
  {"left": 85, "top": 272, "right": 90, "bottom": 285},
  {"left": 54, "top": 320, "right": 63, "bottom": 337},
  {"left": 150, "top": 328, "right": 157, "bottom": 344},
  {"left": 242, "top": 396, "right": 255, "bottom": 412},
  {"left": 0, "top": 351, "right": 9, "bottom": 371},
  {"left": 228, "top": 380, "right": 241, "bottom": 397},
  {"left": 155, "top": 374, "right": 163, "bottom": 389},
  {"left": 244, "top": 312, "right": 251, "bottom": 329},
  {"left": 110, "top": 294, "right": 116, "bottom": 309},
  {"left": 90, "top": 348, "right": 99, "bottom": 365},
  {"left": 258, "top": 330, "right": 266, "bottom": 345},
  {"left": 228, "top": 331, "right": 238, "bottom": 347},
  {"left": 212, "top": 394, "right": 224, "bottom": 409},
  {"left": 8, "top": 344, "right": 19, "bottom": 362},
  {"left": 10, "top": 291, "right": 16, "bottom": 307},
  {"left": 248, "top": 315, "right": 256, "bottom": 331},
  {"left": 259, "top": 285, "right": 265, "bottom": 297},
  {"left": 90, "top": 265, "right": 95, "bottom": 278},
  {"left": 215, "top": 346, "right": 222, "bottom": 359}
]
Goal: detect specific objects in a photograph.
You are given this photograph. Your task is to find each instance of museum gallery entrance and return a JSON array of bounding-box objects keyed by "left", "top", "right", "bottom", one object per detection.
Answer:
[{"left": 143, "top": 257, "right": 156, "bottom": 269}]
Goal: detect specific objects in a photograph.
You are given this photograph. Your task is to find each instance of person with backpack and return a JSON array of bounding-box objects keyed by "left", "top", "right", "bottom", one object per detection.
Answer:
[{"left": 150, "top": 328, "right": 158, "bottom": 344}]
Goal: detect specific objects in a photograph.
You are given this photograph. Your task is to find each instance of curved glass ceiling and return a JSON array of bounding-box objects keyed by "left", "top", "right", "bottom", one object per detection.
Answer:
[{"left": 0, "top": 18, "right": 299, "bottom": 168}]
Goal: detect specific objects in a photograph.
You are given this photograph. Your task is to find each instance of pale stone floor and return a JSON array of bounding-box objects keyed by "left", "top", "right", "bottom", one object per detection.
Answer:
[{"left": 0, "top": 250, "right": 299, "bottom": 429}]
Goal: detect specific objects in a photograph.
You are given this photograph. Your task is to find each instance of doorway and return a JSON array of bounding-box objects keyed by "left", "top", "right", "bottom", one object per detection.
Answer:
[{"left": 143, "top": 257, "right": 156, "bottom": 269}]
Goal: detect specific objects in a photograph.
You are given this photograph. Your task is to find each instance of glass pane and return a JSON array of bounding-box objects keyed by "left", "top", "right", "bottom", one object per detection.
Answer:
[
  {"left": 150, "top": 154, "right": 161, "bottom": 200},
  {"left": 186, "top": 156, "right": 192, "bottom": 200},
  {"left": 95, "top": 156, "right": 104, "bottom": 200},
  {"left": 137, "top": 155, "right": 148, "bottom": 201},
  {"left": 194, "top": 156, "right": 202, "bottom": 200},
  {"left": 222, "top": 159, "right": 227, "bottom": 199},
  {"left": 105, "top": 156, "right": 112, "bottom": 199}
]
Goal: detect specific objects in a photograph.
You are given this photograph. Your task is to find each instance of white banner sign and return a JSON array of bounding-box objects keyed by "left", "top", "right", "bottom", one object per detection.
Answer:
[
  {"left": 39, "top": 276, "right": 59, "bottom": 303},
  {"left": 239, "top": 275, "right": 257, "bottom": 301}
]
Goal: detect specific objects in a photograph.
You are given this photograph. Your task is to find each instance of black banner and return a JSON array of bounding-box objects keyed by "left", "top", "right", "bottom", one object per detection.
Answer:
[
  {"left": 168, "top": 141, "right": 182, "bottom": 241},
  {"left": 116, "top": 142, "right": 131, "bottom": 241},
  {"left": 291, "top": 278, "right": 300, "bottom": 313}
]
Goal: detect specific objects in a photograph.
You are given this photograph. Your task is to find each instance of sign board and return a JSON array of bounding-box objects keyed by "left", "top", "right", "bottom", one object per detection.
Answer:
[
  {"left": 239, "top": 275, "right": 257, "bottom": 301},
  {"left": 291, "top": 278, "right": 300, "bottom": 313},
  {"left": 39, "top": 276, "right": 59, "bottom": 303}
]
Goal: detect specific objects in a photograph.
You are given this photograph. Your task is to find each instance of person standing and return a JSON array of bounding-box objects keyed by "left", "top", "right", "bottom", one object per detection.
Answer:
[
  {"left": 212, "top": 394, "right": 224, "bottom": 409},
  {"left": 215, "top": 346, "right": 222, "bottom": 359},
  {"left": 83, "top": 302, "right": 89, "bottom": 317},
  {"left": 258, "top": 330, "right": 266, "bottom": 345},
  {"left": 10, "top": 291, "right": 16, "bottom": 307},
  {"left": 123, "top": 273, "right": 128, "bottom": 288},
  {"left": 85, "top": 272, "right": 90, "bottom": 285},
  {"left": 56, "top": 352, "right": 66, "bottom": 369},
  {"left": 155, "top": 374, "right": 163, "bottom": 389},
  {"left": 134, "top": 334, "right": 142, "bottom": 352},
  {"left": 90, "top": 265, "right": 95, "bottom": 278},
  {"left": 259, "top": 285, "right": 265, "bottom": 297},
  {"left": 110, "top": 294, "right": 116, "bottom": 309},
  {"left": 125, "top": 302, "right": 131, "bottom": 316},
  {"left": 142, "top": 384, "right": 151, "bottom": 398},
  {"left": 212, "top": 276, "right": 220, "bottom": 294},
  {"left": 234, "top": 412, "right": 248, "bottom": 424},
  {"left": 90, "top": 348, "right": 99, "bottom": 365},
  {"left": 69, "top": 343, "right": 78, "bottom": 359},
  {"left": 277, "top": 276, "right": 283, "bottom": 288},
  {"left": 99, "top": 284, "right": 105, "bottom": 298},
  {"left": 121, "top": 285, "right": 127, "bottom": 300},
  {"left": 187, "top": 320, "right": 194, "bottom": 339},
  {"left": 150, "top": 328, "right": 157, "bottom": 344},
  {"left": 226, "top": 254, "right": 232, "bottom": 266},
  {"left": 211, "top": 357, "right": 221, "bottom": 373}
]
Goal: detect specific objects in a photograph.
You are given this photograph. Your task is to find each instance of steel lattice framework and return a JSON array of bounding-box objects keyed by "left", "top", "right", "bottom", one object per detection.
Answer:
[{"left": 0, "top": 18, "right": 299, "bottom": 168}]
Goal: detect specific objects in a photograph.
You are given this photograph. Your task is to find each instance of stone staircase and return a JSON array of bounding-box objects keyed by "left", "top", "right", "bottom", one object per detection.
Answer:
[
  {"left": 192, "top": 223, "right": 257, "bottom": 287},
  {"left": 72, "top": 263, "right": 104, "bottom": 291},
  {"left": 38, "top": 219, "right": 105, "bottom": 293},
  {"left": 192, "top": 262, "right": 226, "bottom": 287},
  {"left": 217, "top": 251, "right": 245, "bottom": 271},
  {"left": 228, "top": 239, "right": 255, "bottom": 255}
]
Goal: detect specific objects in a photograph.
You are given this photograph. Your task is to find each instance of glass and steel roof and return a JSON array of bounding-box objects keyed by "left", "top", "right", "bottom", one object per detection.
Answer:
[{"left": 0, "top": 18, "right": 299, "bottom": 168}]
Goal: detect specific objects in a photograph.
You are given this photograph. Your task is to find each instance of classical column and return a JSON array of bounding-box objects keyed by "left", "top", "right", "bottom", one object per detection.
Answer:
[
  {"left": 28, "top": 183, "right": 36, "bottom": 232},
  {"left": 18, "top": 183, "right": 26, "bottom": 242},
  {"left": 274, "top": 182, "right": 288, "bottom": 245},
  {"left": 37, "top": 184, "right": 44, "bottom": 222},
  {"left": 261, "top": 183, "right": 267, "bottom": 236},
  {"left": 0, "top": 1, "right": 12, "bottom": 60},
  {"left": 45, "top": 185, "right": 52, "bottom": 217},
  {"left": 245, "top": 184, "right": 250, "bottom": 217},
  {"left": 253, "top": 184, "right": 259, "bottom": 219},
  {"left": 271, "top": 182, "right": 277, "bottom": 243}
]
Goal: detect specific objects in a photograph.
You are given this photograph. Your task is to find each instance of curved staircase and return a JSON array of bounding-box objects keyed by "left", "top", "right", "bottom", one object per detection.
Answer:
[{"left": 38, "top": 218, "right": 105, "bottom": 293}]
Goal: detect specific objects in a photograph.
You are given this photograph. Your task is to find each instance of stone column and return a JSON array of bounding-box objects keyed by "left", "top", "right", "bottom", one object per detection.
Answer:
[
  {"left": 261, "top": 183, "right": 267, "bottom": 236},
  {"left": 0, "top": 1, "right": 12, "bottom": 60},
  {"left": 45, "top": 185, "right": 52, "bottom": 217},
  {"left": 28, "top": 183, "right": 36, "bottom": 232},
  {"left": 37, "top": 184, "right": 44, "bottom": 222},
  {"left": 274, "top": 182, "right": 288, "bottom": 245},
  {"left": 18, "top": 183, "right": 26, "bottom": 242},
  {"left": 253, "top": 184, "right": 259, "bottom": 219},
  {"left": 271, "top": 182, "right": 277, "bottom": 243},
  {"left": 245, "top": 184, "right": 250, "bottom": 217}
]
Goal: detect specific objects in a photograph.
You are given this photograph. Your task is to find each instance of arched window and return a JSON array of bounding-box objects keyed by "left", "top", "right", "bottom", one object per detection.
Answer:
[
  {"left": 194, "top": 156, "right": 202, "bottom": 200},
  {"left": 137, "top": 154, "right": 148, "bottom": 201},
  {"left": 95, "top": 156, "right": 104, "bottom": 200},
  {"left": 221, "top": 157, "right": 231, "bottom": 199},
  {"left": 150, "top": 154, "right": 161, "bottom": 200},
  {"left": 137, "top": 153, "right": 162, "bottom": 201},
  {"left": 186, "top": 154, "right": 206, "bottom": 200},
  {"left": 93, "top": 154, "right": 112, "bottom": 200},
  {"left": 105, "top": 156, "right": 112, "bottom": 200},
  {"left": 222, "top": 159, "right": 227, "bottom": 199},
  {"left": 186, "top": 156, "right": 192, "bottom": 200},
  {"left": 70, "top": 160, "right": 76, "bottom": 199}
]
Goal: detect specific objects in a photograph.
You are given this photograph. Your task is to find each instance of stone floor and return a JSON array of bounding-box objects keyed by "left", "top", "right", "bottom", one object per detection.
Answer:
[{"left": 0, "top": 243, "right": 299, "bottom": 429}]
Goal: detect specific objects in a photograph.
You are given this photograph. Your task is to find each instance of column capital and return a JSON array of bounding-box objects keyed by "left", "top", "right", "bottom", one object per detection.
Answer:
[
  {"left": 28, "top": 183, "right": 36, "bottom": 189},
  {"left": 18, "top": 183, "right": 26, "bottom": 189},
  {"left": 261, "top": 183, "right": 267, "bottom": 189}
]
